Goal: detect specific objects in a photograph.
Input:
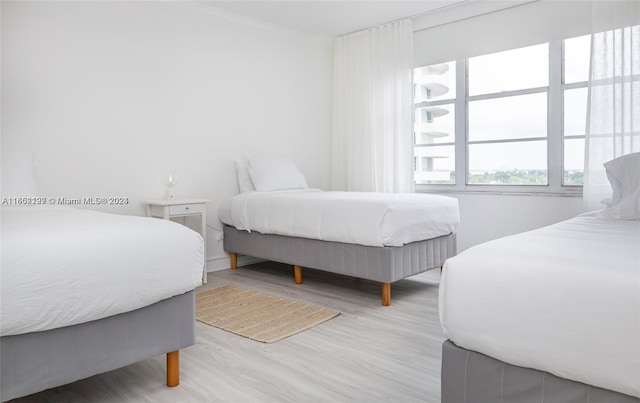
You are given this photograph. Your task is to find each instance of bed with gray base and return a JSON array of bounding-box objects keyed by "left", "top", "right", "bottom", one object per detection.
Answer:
[
  {"left": 439, "top": 209, "right": 640, "bottom": 402},
  {"left": 442, "top": 340, "right": 639, "bottom": 403},
  {"left": 0, "top": 291, "right": 195, "bottom": 402},
  {"left": 223, "top": 225, "right": 456, "bottom": 306},
  {"left": 1, "top": 206, "right": 204, "bottom": 401}
]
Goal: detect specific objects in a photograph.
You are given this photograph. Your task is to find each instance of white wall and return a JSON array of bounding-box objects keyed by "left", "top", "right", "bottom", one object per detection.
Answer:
[
  {"left": 1, "top": 1, "right": 333, "bottom": 270},
  {"left": 450, "top": 193, "right": 583, "bottom": 251},
  {"left": 414, "top": 0, "right": 593, "bottom": 67},
  {"left": 414, "top": 0, "right": 639, "bottom": 67}
]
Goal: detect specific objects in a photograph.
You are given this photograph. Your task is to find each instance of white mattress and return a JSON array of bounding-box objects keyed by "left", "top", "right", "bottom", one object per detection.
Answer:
[
  {"left": 439, "top": 213, "right": 640, "bottom": 398},
  {"left": 218, "top": 190, "right": 459, "bottom": 247},
  {"left": 1, "top": 207, "right": 204, "bottom": 336}
]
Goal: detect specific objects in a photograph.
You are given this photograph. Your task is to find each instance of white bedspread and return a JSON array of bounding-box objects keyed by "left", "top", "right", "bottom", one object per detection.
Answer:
[
  {"left": 439, "top": 213, "right": 640, "bottom": 398},
  {"left": 219, "top": 190, "right": 459, "bottom": 247},
  {"left": 1, "top": 207, "right": 204, "bottom": 336}
]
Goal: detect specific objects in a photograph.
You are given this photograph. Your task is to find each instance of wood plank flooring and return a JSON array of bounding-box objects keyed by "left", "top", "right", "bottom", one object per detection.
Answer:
[{"left": 12, "top": 262, "right": 445, "bottom": 402}]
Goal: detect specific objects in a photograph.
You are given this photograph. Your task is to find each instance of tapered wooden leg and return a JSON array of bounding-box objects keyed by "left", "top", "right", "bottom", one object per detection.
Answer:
[
  {"left": 230, "top": 252, "right": 237, "bottom": 270},
  {"left": 167, "top": 350, "right": 179, "bottom": 387},
  {"left": 294, "top": 265, "right": 303, "bottom": 284},
  {"left": 382, "top": 283, "right": 391, "bottom": 306}
]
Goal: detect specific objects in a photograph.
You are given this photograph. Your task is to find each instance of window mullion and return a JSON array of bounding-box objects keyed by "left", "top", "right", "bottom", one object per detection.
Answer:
[
  {"left": 548, "top": 39, "right": 563, "bottom": 191},
  {"left": 455, "top": 58, "right": 467, "bottom": 190},
  {"left": 467, "top": 86, "right": 548, "bottom": 102}
]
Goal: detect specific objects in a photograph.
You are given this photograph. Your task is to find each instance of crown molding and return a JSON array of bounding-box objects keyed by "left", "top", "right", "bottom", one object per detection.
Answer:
[
  {"left": 141, "top": 0, "right": 328, "bottom": 40},
  {"left": 413, "top": 0, "right": 537, "bottom": 32}
]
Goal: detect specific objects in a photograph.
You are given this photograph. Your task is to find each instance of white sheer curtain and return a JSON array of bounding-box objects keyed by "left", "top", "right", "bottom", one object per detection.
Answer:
[
  {"left": 583, "top": 2, "right": 640, "bottom": 211},
  {"left": 331, "top": 19, "right": 414, "bottom": 193}
]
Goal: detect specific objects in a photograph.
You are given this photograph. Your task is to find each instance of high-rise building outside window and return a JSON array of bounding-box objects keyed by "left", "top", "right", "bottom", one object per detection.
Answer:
[{"left": 414, "top": 62, "right": 456, "bottom": 184}]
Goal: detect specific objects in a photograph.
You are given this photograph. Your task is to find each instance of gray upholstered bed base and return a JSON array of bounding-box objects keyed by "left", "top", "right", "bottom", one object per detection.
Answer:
[
  {"left": 223, "top": 225, "right": 456, "bottom": 304},
  {"left": 0, "top": 291, "right": 196, "bottom": 402},
  {"left": 441, "top": 340, "right": 639, "bottom": 403}
]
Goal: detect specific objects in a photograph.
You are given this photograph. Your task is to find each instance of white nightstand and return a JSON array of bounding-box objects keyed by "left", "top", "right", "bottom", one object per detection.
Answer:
[{"left": 144, "top": 198, "right": 209, "bottom": 284}]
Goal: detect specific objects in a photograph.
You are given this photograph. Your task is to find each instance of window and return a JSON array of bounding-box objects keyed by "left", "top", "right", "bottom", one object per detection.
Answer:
[{"left": 413, "top": 35, "right": 591, "bottom": 193}]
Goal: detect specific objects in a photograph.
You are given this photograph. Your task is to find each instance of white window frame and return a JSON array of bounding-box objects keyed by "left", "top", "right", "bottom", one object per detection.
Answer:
[{"left": 415, "top": 39, "right": 586, "bottom": 195}]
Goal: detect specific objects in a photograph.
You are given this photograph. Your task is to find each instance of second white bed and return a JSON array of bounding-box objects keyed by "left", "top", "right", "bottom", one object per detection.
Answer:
[{"left": 218, "top": 189, "right": 459, "bottom": 247}]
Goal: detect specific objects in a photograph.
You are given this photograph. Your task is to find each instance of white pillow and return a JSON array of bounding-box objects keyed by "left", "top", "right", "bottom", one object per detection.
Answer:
[
  {"left": 601, "top": 152, "right": 640, "bottom": 219},
  {"left": 1, "top": 152, "right": 38, "bottom": 198},
  {"left": 247, "top": 158, "right": 308, "bottom": 192},
  {"left": 235, "top": 159, "right": 255, "bottom": 193},
  {"left": 599, "top": 187, "right": 640, "bottom": 220}
]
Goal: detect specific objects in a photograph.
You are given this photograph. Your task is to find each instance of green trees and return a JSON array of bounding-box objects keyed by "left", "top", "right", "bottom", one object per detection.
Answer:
[
  {"left": 430, "top": 169, "right": 583, "bottom": 185},
  {"left": 468, "top": 170, "right": 547, "bottom": 185}
]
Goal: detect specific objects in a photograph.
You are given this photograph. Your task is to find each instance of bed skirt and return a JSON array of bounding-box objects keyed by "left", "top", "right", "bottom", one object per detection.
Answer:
[
  {"left": 441, "top": 340, "right": 639, "bottom": 403},
  {"left": 0, "top": 291, "right": 196, "bottom": 402},
  {"left": 223, "top": 225, "right": 456, "bottom": 284}
]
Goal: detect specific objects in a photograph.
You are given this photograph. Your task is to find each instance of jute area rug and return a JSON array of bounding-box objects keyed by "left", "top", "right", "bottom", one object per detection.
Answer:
[{"left": 196, "top": 284, "right": 340, "bottom": 343}]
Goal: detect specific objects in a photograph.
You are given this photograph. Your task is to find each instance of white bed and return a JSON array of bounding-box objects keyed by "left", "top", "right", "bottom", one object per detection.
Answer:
[
  {"left": 1, "top": 206, "right": 204, "bottom": 400},
  {"left": 440, "top": 151, "right": 640, "bottom": 401},
  {"left": 1, "top": 206, "right": 204, "bottom": 336},
  {"left": 440, "top": 212, "right": 640, "bottom": 399},
  {"left": 218, "top": 189, "right": 459, "bottom": 247},
  {"left": 219, "top": 157, "right": 459, "bottom": 305}
]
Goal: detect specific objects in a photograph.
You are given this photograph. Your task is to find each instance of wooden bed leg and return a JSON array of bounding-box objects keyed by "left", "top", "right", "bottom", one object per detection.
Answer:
[
  {"left": 382, "top": 283, "right": 391, "bottom": 306},
  {"left": 167, "top": 350, "right": 179, "bottom": 387},
  {"left": 230, "top": 252, "right": 237, "bottom": 270},
  {"left": 294, "top": 265, "right": 303, "bottom": 284}
]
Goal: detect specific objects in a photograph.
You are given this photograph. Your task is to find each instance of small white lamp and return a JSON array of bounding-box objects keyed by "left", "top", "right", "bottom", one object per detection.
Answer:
[{"left": 166, "top": 175, "right": 176, "bottom": 200}]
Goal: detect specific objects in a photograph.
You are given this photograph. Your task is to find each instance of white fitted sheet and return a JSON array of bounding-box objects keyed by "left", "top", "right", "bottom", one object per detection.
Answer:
[
  {"left": 218, "top": 190, "right": 459, "bottom": 247},
  {"left": 439, "top": 213, "right": 640, "bottom": 398},
  {"left": 1, "top": 207, "right": 204, "bottom": 336}
]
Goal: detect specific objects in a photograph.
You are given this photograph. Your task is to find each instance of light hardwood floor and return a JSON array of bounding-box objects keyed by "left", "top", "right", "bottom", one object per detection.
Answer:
[{"left": 14, "top": 262, "right": 445, "bottom": 403}]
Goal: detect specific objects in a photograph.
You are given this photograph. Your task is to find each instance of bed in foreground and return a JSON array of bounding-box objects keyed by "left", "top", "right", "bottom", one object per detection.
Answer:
[
  {"left": 0, "top": 206, "right": 204, "bottom": 401},
  {"left": 218, "top": 158, "right": 459, "bottom": 306},
  {"left": 440, "top": 152, "right": 640, "bottom": 402},
  {"left": 439, "top": 212, "right": 640, "bottom": 402}
]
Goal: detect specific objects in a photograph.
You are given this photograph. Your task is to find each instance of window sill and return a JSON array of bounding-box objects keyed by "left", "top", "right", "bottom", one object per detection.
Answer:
[{"left": 415, "top": 186, "right": 583, "bottom": 197}]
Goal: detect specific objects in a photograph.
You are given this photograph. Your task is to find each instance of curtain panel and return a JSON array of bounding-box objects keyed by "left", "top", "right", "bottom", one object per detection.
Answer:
[
  {"left": 584, "top": 2, "right": 640, "bottom": 211},
  {"left": 331, "top": 19, "right": 414, "bottom": 193}
]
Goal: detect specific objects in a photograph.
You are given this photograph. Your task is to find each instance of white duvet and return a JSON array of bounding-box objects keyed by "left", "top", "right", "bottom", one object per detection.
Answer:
[
  {"left": 1, "top": 207, "right": 204, "bottom": 336},
  {"left": 219, "top": 190, "right": 459, "bottom": 247},
  {"left": 439, "top": 213, "right": 640, "bottom": 398}
]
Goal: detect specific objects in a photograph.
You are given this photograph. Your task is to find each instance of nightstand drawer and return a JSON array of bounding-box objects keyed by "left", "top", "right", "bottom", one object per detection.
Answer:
[{"left": 169, "top": 204, "right": 204, "bottom": 216}]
